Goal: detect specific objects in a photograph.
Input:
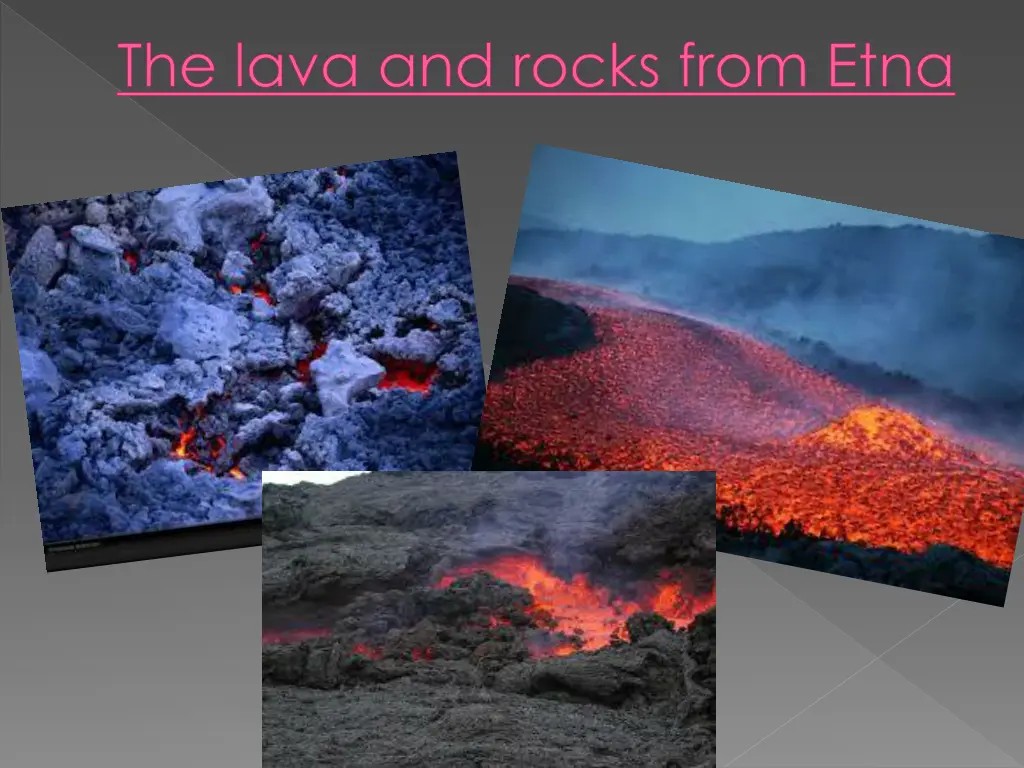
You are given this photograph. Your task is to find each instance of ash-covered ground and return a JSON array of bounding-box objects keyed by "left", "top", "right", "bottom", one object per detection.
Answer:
[
  {"left": 2, "top": 153, "right": 484, "bottom": 545},
  {"left": 263, "top": 471, "right": 717, "bottom": 768}
]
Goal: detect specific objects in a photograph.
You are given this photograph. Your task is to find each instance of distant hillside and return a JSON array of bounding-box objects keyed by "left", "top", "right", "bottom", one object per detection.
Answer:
[{"left": 510, "top": 223, "right": 1024, "bottom": 407}]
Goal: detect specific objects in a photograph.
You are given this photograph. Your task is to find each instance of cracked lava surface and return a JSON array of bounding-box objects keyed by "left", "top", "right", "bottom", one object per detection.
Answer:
[{"left": 478, "top": 276, "right": 1024, "bottom": 569}]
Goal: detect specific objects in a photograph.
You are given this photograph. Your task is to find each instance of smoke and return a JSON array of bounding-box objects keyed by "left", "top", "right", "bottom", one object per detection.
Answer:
[
  {"left": 461, "top": 471, "right": 707, "bottom": 577},
  {"left": 511, "top": 224, "right": 1024, "bottom": 408}
]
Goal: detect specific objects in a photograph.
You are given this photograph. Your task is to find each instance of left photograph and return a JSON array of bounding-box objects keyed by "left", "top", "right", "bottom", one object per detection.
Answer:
[{"left": 2, "top": 152, "right": 486, "bottom": 570}]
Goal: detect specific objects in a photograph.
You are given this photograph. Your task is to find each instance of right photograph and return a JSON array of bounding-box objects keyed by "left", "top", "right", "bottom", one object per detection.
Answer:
[{"left": 475, "top": 144, "right": 1024, "bottom": 606}]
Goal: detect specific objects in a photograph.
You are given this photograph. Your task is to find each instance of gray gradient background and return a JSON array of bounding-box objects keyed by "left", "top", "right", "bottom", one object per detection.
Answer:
[{"left": 1, "top": 2, "right": 1022, "bottom": 765}]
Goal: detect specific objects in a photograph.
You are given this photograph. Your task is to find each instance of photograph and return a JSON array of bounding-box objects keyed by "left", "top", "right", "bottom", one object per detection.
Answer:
[
  {"left": 3, "top": 152, "right": 484, "bottom": 567},
  {"left": 475, "top": 144, "right": 1024, "bottom": 606},
  {"left": 262, "top": 470, "right": 717, "bottom": 768}
]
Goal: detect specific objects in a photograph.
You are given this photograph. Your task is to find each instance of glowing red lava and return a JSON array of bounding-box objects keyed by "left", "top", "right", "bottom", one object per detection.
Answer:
[
  {"left": 251, "top": 283, "right": 275, "bottom": 305},
  {"left": 436, "top": 554, "right": 715, "bottom": 656},
  {"left": 170, "top": 405, "right": 246, "bottom": 480},
  {"left": 296, "top": 342, "right": 329, "bottom": 384},
  {"left": 479, "top": 276, "right": 1024, "bottom": 569},
  {"left": 122, "top": 250, "right": 138, "bottom": 273},
  {"left": 377, "top": 358, "right": 439, "bottom": 393}
]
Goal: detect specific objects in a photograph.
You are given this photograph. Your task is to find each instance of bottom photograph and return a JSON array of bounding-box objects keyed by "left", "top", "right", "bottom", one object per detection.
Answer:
[{"left": 261, "top": 470, "right": 717, "bottom": 768}]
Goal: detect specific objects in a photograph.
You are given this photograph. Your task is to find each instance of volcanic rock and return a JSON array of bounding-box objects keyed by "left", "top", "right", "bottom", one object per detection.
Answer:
[
  {"left": 19, "top": 344, "right": 61, "bottom": 412},
  {"left": 372, "top": 328, "right": 442, "bottom": 364},
  {"left": 263, "top": 472, "right": 716, "bottom": 767},
  {"left": 70, "top": 224, "right": 120, "bottom": 255},
  {"left": 4, "top": 154, "right": 484, "bottom": 545},
  {"left": 11, "top": 225, "right": 62, "bottom": 287},
  {"left": 147, "top": 179, "right": 274, "bottom": 253},
  {"left": 489, "top": 283, "right": 598, "bottom": 380},
  {"left": 310, "top": 340, "right": 386, "bottom": 416},
  {"left": 158, "top": 297, "right": 242, "bottom": 361}
]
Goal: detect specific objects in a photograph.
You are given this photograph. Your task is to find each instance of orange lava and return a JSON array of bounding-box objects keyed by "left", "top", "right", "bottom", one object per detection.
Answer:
[
  {"left": 479, "top": 276, "right": 1024, "bottom": 569},
  {"left": 377, "top": 358, "right": 439, "bottom": 393},
  {"left": 436, "top": 554, "right": 715, "bottom": 656},
  {"left": 296, "top": 342, "right": 329, "bottom": 383},
  {"left": 170, "top": 405, "right": 245, "bottom": 480}
]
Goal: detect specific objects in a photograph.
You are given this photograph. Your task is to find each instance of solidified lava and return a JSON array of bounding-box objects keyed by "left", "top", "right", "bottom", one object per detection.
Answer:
[
  {"left": 435, "top": 554, "right": 715, "bottom": 656},
  {"left": 489, "top": 283, "right": 598, "bottom": 380},
  {"left": 477, "top": 276, "right": 1024, "bottom": 570},
  {"left": 5, "top": 153, "right": 484, "bottom": 547}
]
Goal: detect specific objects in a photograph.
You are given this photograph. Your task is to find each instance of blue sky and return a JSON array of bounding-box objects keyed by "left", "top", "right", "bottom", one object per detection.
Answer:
[{"left": 519, "top": 145, "right": 985, "bottom": 243}]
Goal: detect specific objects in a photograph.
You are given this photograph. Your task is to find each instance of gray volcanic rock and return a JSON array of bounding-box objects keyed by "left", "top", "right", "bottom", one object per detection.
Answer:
[
  {"left": 3, "top": 154, "right": 484, "bottom": 545},
  {"left": 310, "top": 340, "right": 386, "bottom": 417}
]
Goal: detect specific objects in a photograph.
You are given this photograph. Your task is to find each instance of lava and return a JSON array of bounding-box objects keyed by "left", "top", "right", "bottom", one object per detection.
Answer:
[
  {"left": 251, "top": 283, "right": 275, "bottom": 305},
  {"left": 478, "top": 276, "right": 1024, "bottom": 569},
  {"left": 249, "top": 232, "right": 267, "bottom": 254},
  {"left": 122, "top": 249, "right": 138, "bottom": 273},
  {"left": 377, "top": 357, "right": 439, "bottom": 393},
  {"left": 436, "top": 554, "right": 715, "bottom": 656},
  {"left": 351, "top": 643, "right": 384, "bottom": 660},
  {"left": 296, "top": 341, "right": 329, "bottom": 384},
  {"left": 169, "top": 404, "right": 245, "bottom": 479}
]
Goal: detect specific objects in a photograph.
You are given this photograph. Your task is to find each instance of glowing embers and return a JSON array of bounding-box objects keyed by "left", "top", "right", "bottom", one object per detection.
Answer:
[
  {"left": 296, "top": 341, "right": 329, "bottom": 384},
  {"left": 170, "top": 403, "right": 246, "bottom": 479},
  {"left": 435, "top": 554, "right": 715, "bottom": 657},
  {"left": 122, "top": 249, "right": 139, "bottom": 273},
  {"left": 478, "top": 276, "right": 1024, "bottom": 569},
  {"left": 226, "top": 280, "right": 275, "bottom": 305},
  {"left": 377, "top": 357, "right": 439, "bottom": 393}
]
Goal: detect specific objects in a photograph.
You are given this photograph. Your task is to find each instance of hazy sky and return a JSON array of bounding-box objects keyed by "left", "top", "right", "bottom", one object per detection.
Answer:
[
  {"left": 520, "top": 145, "right": 984, "bottom": 243},
  {"left": 262, "top": 471, "right": 367, "bottom": 485}
]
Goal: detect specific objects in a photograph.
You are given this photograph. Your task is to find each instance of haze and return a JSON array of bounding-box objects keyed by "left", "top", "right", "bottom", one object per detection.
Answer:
[{"left": 520, "top": 145, "right": 984, "bottom": 242}]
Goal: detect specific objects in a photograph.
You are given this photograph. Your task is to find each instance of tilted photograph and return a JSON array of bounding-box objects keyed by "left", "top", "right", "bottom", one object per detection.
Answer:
[
  {"left": 262, "top": 470, "right": 716, "bottom": 768},
  {"left": 475, "top": 144, "right": 1024, "bottom": 606},
  {"left": 2, "top": 152, "right": 484, "bottom": 568}
]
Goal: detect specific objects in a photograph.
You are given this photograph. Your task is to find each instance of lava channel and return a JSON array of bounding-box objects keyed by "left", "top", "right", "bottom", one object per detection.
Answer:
[{"left": 477, "top": 276, "right": 1024, "bottom": 569}]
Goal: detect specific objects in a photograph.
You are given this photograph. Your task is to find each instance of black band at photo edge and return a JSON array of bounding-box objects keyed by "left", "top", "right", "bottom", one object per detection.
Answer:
[{"left": 43, "top": 518, "right": 261, "bottom": 572}]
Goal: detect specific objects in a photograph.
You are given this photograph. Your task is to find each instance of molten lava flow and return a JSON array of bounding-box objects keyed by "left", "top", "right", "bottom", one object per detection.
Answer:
[
  {"left": 479, "top": 276, "right": 1024, "bottom": 569},
  {"left": 436, "top": 554, "right": 715, "bottom": 656},
  {"left": 377, "top": 358, "right": 439, "bottom": 393}
]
